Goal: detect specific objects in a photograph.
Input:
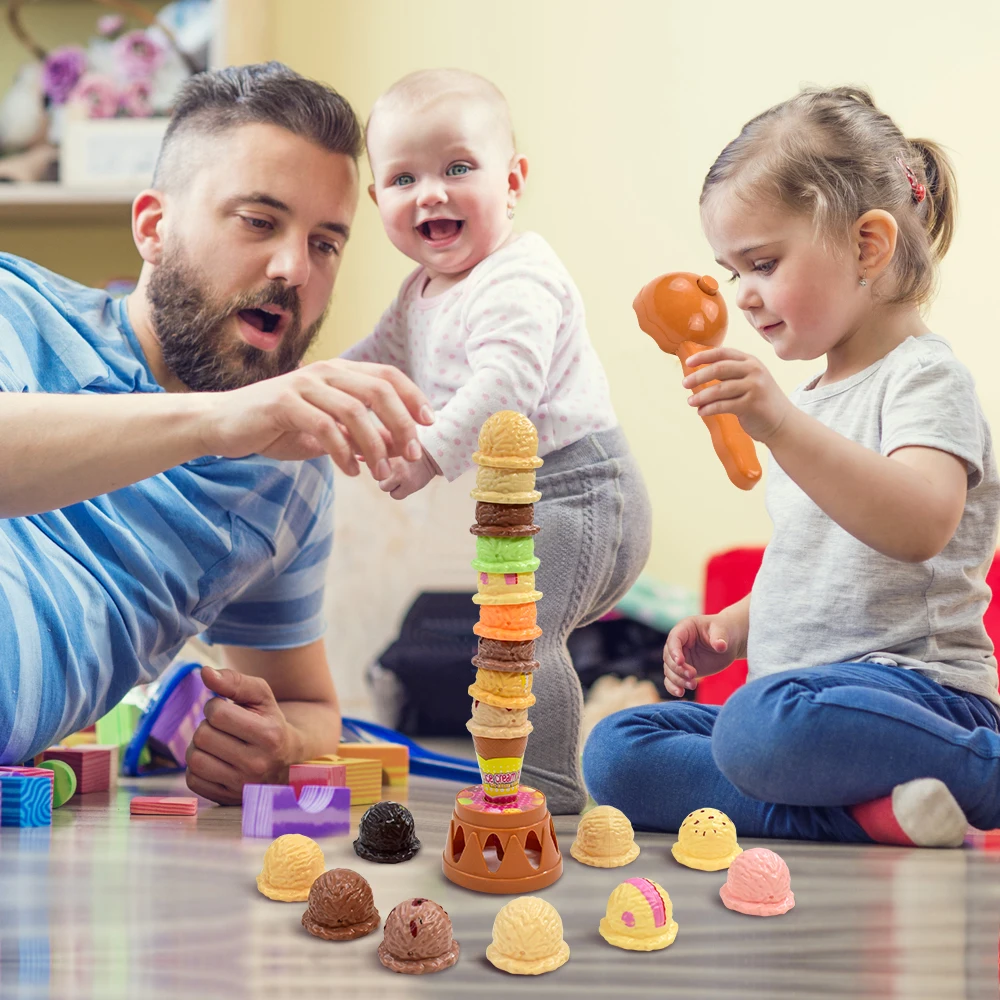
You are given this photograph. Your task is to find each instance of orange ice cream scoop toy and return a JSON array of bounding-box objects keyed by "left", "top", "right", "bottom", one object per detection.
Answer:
[
  {"left": 671, "top": 807, "right": 743, "bottom": 871},
  {"left": 633, "top": 271, "right": 761, "bottom": 490},
  {"left": 474, "top": 601, "right": 542, "bottom": 641},
  {"left": 473, "top": 410, "right": 544, "bottom": 469}
]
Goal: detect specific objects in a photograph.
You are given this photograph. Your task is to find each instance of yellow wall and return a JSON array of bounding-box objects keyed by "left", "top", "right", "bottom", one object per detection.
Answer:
[
  {"left": 6, "top": 1, "right": 998, "bottom": 593},
  {"left": 271, "top": 0, "right": 1000, "bottom": 590}
]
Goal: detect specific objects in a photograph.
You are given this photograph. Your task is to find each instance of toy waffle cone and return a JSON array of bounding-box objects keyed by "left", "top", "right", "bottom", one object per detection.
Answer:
[
  {"left": 474, "top": 602, "right": 542, "bottom": 642},
  {"left": 468, "top": 667, "right": 535, "bottom": 709},
  {"left": 570, "top": 805, "right": 640, "bottom": 868},
  {"left": 473, "top": 571, "right": 542, "bottom": 606},
  {"left": 472, "top": 734, "right": 529, "bottom": 800},
  {"left": 472, "top": 410, "right": 544, "bottom": 470},
  {"left": 471, "top": 465, "right": 541, "bottom": 505},
  {"left": 671, "top": 807, "right": 742, "bottom": 871}
]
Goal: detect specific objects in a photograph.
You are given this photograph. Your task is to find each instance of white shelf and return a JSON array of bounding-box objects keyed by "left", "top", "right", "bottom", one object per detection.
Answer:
[{"left": 0, "top": 184, "right": 137, "bottom": 223}]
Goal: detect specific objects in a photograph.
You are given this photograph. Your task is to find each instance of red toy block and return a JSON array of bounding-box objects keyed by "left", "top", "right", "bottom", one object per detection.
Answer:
[
  {"left": 288, "top": 762, "right": 347, "bottom": 799},
  {"left": 40, "top": 746, "right": 114, "bottom": 794}
]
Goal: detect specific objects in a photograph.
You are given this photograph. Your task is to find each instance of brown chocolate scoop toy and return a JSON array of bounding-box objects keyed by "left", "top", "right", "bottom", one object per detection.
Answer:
[
  {"left": 353, "top": 801, "right": 421, "bottom": 864},
  {"left": 378, "top": 897, "right": 460, "bottom": 975},
  {"left": 301, "top": 868, "right": 380, "bottom": 941}
]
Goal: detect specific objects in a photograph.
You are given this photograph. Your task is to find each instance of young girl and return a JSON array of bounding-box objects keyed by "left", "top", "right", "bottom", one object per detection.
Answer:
[
  {"left": 584, "top": 87, "right": 1000, "bottom": 847},
  {"left": 342, "top": 69, "right": 651, "bottom": 814}
]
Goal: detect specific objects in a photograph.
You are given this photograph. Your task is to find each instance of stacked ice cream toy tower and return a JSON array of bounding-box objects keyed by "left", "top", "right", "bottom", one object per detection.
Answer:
[
  {"left": 467, "top": 409, "right": 543, "bottom": 800},
  {"left": 442, "top": 411, "right": 563, "bottom": 893}
]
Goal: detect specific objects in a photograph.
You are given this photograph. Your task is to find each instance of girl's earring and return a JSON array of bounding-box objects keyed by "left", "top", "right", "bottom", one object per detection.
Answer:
[
  {"left": 859, "top": 268, "right": 868, "bottom": 287},
  {"left": 507, "top": 206, "right": 515, "bottom": 220}
]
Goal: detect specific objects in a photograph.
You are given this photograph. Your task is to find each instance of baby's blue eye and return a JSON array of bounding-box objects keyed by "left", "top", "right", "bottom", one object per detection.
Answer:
[
  {"left": 446, "top": 164, "right": 470, "bottom": 176},
  {"left": 393, "top": 174, "right": 415, "bottom": 187}
]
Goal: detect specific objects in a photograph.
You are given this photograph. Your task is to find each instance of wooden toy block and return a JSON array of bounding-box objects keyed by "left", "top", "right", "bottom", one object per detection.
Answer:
[
  {"left": 130, "top": 796, "right": 198, "bottom": 817},
  {"left": 337, "top": 742, "right": 409, "bottom": 787},
  {"left": 241, "top": 783, "right": 351, "bottom": 838},
  {"left": 0, "top": 767, "right": 54, "bottom": 809},
  {"left": 61, "top": 730, "right": 97, "bottom": 747},
  {"left": 306, "top": 754, "right": 382, "bottom": 805},
  {"left": 0, "top": 774, "right": 52, "bottom": 827},
  {"left": 40, "top": 746, "right": 114, "bottom": 794},
  {"left": 288, "top": 763, "right": 347, "bottom": 799}
]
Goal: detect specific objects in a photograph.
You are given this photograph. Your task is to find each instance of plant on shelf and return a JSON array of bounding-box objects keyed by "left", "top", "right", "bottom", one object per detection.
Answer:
[{"left": 0, "top": 0, "right": 214, "bottom": 185}]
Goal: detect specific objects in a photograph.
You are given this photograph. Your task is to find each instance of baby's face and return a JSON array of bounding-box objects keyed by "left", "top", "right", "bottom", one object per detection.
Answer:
[{"left": 367, "top": 95, "right": 520, "bottom": 280}]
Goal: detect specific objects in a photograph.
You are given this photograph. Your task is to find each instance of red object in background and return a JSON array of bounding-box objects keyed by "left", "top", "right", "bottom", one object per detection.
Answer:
[{"left": 696, "top": 547, "right": 1000, "bottom": 706}]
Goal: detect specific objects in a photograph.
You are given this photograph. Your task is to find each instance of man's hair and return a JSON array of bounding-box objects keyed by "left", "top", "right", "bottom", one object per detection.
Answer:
[{"left": 153, "top": 62, "right": 364, "bottom": 188}]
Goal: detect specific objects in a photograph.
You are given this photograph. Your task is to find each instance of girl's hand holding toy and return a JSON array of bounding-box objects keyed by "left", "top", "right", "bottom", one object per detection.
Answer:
[{"left": 682, "top": 346, "right": 794, "bottom": 445}]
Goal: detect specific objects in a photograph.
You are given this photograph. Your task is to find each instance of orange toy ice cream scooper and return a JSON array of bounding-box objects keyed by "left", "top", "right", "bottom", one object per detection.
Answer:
[{"left": 633, "top": 272, "right": 762, "bottom": 490}]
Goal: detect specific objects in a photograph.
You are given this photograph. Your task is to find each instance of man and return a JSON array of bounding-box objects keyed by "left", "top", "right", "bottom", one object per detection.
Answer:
[{"left": 0, "top": 63, "right": 432, "bottom": 804}]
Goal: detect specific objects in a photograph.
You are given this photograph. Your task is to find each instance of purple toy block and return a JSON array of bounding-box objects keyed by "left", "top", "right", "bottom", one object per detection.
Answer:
[
  {"left": 241, "top": 783, "right": 351, "bottom": 838},
  {"left": 148, "top": 668, "right": 212, "bottom": 765}
]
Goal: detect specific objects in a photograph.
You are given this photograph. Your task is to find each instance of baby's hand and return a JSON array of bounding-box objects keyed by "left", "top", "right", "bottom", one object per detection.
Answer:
[
  {"left": 682, "top": 347, "right": 792, "bottom": 444},
  {"left": 377, "top": 449, "right": 441, "bottom": 500}
]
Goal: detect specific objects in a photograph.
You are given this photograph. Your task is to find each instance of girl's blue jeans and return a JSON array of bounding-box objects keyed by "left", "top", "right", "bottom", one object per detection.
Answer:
[{"left": 582, "top": 662, "right": 1000, "bottom": 841}]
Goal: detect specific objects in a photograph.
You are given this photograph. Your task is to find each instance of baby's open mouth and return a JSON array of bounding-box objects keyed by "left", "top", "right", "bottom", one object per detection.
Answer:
[
  {"left": 418, "top": 219, "right": 463, "bottom": 241},
  {"left": 238, "top": 307, "right": 282, "bottom": 334}
]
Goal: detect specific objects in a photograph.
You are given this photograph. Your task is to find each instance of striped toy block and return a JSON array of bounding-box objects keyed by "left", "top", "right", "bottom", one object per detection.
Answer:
[
  {"left": 337, "top": 742, "right": 409, "bottom": 787},
  {"left": 306, "top": 754, "right": 382, "bottom": 805},
  {"left": 288, "top": 763, "right": 347, "bottom": 799},
  {"left": 0, "top": 774, "right": 52, "bottom": 827},
  {"left": 241, "top": 783, "right": 351, "bottom": 838},
  {"left": 130, "top": 796, "right": 198, "bottom": 817},
  {"left": 40, "top": 746, "right": 115, "bottom": 794},
  {"left": 0, "top": 767, "right": 54, "bottom": 809}
]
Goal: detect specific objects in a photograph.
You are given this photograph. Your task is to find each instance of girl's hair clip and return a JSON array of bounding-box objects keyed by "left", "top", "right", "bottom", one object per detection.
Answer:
[{"left": 896, "top": 156, "right": 927, "bottom": 204}]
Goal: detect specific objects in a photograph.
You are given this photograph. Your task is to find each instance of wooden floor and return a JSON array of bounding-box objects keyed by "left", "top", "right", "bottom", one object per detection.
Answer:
[{"left": 2, "top": 760, "right": 999, "bottom": 999}]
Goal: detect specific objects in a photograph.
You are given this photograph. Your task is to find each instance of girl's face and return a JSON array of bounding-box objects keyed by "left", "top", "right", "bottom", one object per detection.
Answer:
[
  {"left": 367, "top": 96, "right": 525, "bottom": 283},
  {"left": 701, "top": 190, "right": 867, "bottom": 362}
]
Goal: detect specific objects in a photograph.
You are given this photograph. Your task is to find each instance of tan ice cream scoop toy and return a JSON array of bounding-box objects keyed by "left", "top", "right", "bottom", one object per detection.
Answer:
[
  {"left": 671, "top": 807, "right": 743, "bottom": 871},
  {"left": 570, "top": 805, "right": 640, "bottom": 868},
  {"left": 486, "top": 896, "right": 570, "bottom": 974},
  {"left": 255, "top": 833, "right": 325, "bottom": 902},
  {"left": 473, "top": 410, "right": 545, "bottom": 469}
]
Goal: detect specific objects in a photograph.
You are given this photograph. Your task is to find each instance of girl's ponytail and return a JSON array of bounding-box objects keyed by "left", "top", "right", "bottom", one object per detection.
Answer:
[{"left": 909, "top": 137, "right": 957, "bottom": 262}]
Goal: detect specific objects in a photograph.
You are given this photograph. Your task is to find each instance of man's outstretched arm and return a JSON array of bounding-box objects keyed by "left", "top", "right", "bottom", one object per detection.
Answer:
[
  {"left": 184, "top": 638, "right": 340, "bottom": 805},
  {"left": 0, "top": 358, "right": 433, "bottom": 518}
]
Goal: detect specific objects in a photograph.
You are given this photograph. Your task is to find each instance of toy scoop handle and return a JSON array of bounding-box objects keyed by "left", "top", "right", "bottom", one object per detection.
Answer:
[{"left": 678, "top": 341, "right": 762, "bottom": 491}]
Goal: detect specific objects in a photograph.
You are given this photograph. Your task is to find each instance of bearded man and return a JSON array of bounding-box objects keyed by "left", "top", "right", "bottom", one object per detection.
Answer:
[{"left": 0, "top": 62, "right": 432, "bottom": 804}]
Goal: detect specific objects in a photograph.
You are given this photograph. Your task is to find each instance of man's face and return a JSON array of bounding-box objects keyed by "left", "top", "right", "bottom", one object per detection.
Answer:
[{"left": 147, "top": 123, "right": 359, "bottom": 391}]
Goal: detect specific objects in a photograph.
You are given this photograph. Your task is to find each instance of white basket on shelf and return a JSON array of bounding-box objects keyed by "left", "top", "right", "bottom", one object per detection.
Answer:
[{"left": 59, "top": 116, "right": 168, "bottom": 189}]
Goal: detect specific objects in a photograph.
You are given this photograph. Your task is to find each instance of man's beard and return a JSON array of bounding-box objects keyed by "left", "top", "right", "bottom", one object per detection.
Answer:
[{"left": 146, "top": 246, "right": 328, "bottom": 392}]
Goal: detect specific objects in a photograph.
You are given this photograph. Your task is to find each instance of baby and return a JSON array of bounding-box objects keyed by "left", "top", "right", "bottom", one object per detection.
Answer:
[{"left": 343, "top": 69, "right": 651, "bottom": 813}]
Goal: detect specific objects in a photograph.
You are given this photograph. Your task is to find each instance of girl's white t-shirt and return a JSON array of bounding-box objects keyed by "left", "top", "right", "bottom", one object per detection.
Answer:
[
  {"left": 341, "top": 232, "right": 617, "bottom": 481},
  {"left": 748, "top": 334, "right": 1000, "bottom": 704}
]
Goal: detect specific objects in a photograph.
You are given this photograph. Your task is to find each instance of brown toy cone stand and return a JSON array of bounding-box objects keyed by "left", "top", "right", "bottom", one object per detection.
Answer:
[{"left": 443, "top": 785, "right": 562, "bottom": 893}]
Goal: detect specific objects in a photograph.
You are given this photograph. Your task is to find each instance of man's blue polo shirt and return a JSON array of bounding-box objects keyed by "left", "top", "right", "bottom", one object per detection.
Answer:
[{"left": 0, "top": 254, "right": 334, "bottom": 763}]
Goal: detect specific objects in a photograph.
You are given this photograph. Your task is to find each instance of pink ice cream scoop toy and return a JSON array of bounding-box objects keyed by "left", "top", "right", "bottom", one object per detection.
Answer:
[{"left": 719, "top": 848, "right": 795, "bottom": 917}]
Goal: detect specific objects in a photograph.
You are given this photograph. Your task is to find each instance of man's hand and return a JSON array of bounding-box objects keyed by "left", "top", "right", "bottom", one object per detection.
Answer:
[
  {"left": 663, "top": 614, "right": 741, "bottom": 698},
  {"left": 185, "top": 666, "right": 300, "bottom": 805},
  {"left": 682, "top": 347, "right": 792, "bottom": 444},
  {"left": 377, "top": 448, "right": 441, "bottom": 500},
  {"left": 199, "top": 358, "right": 434, "bottom": 479}
]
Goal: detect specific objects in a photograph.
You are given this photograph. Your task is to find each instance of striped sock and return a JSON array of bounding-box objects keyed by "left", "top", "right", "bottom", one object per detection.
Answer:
[{"left": 850, "top": 778, "right": 967, "bottom": 848}]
